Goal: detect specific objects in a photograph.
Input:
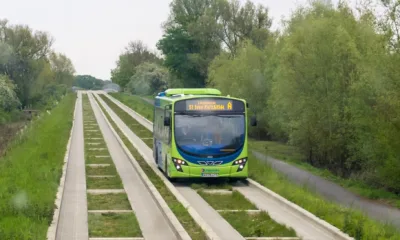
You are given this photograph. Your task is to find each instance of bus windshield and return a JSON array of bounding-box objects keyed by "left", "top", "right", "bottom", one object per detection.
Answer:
[{"left": 174, "top": 114, "right": 245, "bottom": 157}]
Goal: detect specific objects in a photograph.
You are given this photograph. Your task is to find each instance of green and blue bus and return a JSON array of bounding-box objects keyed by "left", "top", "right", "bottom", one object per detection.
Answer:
[{"left": 153, "top": 88, "right": 257, "bottom": 180}]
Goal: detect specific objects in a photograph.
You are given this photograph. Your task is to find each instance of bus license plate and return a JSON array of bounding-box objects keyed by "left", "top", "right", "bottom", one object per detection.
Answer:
[{"left": 201, "top": 173, "right": 219, "bottom": 177}]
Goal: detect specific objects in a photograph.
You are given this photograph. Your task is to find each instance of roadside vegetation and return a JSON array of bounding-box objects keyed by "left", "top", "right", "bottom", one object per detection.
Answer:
[
  {"left": 0, "top": 93, "right": 75, "bottom": 239},
  {"left": 104, "top": 93, "right": 400, "bottom": 239},
  {"left": 109, "top": 0, "right": 400, "bottom": 208},
  {"left": 0, "top": 20, "right": 76, "bottom": 157}
]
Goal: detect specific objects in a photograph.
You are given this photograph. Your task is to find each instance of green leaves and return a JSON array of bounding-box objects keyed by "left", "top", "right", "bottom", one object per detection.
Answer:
[
  {"left": 0, "top": 75, "right": 20, "bottom": 111},
  {"left": 126, "top": 63, "right": 170, "bottom": 95},
  {"left": 0, "top": 19, "right": 75, "bottom": 111},
  {"left": 110, "top": 40, "right": 161, "bottom": 89}
]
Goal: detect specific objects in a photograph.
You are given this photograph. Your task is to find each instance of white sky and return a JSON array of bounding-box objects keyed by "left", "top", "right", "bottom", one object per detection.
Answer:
[{"left": 0, "top": 0, "right": 357, "bottom": 80}]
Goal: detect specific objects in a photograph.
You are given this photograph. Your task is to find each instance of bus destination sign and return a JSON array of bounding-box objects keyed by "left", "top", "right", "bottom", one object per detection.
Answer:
[{"left": 185, "top": 99, "right": 235, "bottom": 111}]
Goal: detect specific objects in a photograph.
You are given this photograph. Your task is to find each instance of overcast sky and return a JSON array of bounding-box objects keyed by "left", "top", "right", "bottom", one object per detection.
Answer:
[{"left": 0, "top": 0, "right": 356, "bottom": 80}]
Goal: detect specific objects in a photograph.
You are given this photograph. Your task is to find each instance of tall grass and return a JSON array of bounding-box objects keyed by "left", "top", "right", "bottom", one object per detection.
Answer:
[
  {"left": 0, "top": 93, "right": 76, "bottom": 239},
  {"left": 109, "top": 93, "right": 153, "bottom": 121}
]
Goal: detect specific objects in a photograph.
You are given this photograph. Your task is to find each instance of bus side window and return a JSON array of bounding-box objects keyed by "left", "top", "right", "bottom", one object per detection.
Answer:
[{"left": 166, "top": 110, "right": 171, "bottom": 144}]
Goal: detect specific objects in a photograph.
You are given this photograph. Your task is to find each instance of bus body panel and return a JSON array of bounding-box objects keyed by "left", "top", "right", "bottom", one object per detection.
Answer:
[{"left": 153, "top": 89, "right": 249, "bottom": 179}]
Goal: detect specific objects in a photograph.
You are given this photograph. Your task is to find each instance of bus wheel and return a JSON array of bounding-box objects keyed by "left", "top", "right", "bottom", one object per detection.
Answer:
[{"left": 228, "top": 177, "right": 246, "bottom": 184}]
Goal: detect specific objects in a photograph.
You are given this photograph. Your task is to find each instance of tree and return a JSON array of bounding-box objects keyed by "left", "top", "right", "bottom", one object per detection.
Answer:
[
  {"left": 49, "top": 52, "right": 75, "bottom": 86},
  {"left": 207, "top": 40, "right": 270, "bottom": 137},
  {"left": 0, "top": 19, "right": 54, "bottom": 107},
  {"left": 0, "top": 75, "right": 20, "bottom": 111},
  {"left": 74, "top": 75, "right": 105, "bottom": 90},
  {"left": 269, "top": 2, "right": 389, "bottom": 179},
  {"left": 157, "top": 0, "right": 221, "bottom": 88},
  {"left": 126, "top": 62, "right": 170, "bottom": 95},
  {"left": 379, "top": 0, "right": 400, "bottom": 52},
  {"left": 216, "top": 0, "right": 273, "bottom": 56},
  {"left": 111, "top": 40, "right": 161, "bottom": 88}
]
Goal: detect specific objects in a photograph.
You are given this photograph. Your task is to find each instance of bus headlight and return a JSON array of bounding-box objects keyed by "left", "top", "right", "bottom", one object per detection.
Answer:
[
  {"left": 173, "top": 158, "right": 187, "bottom": 172},
  {"left": 232, "top": 158, "right": 247, "bottom": 172}
]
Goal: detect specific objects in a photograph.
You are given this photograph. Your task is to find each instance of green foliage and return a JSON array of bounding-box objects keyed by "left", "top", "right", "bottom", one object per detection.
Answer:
[
  {"left": 0, "top": 19, "right": 75, "bottom": 112},
  {"left": 0, "top": 75, "right": 20, "bottom": 111},
  {"left": 126, "top": 62, "right": 170, "bottom": 95},
  {"left": 110, "top": 40, "right": 161, "bottom": 89},
  {"left": 157, "top": 26, "right": 207, "bottom": 87},
  {"left": 207, "top": 40, "right": 270, "bottom": 137},
  {"left": 156, "top": 0, "right": 273, "bottom": 88},
  {"left": 74, "top": 75, "right": 106, "bottom": 90}
]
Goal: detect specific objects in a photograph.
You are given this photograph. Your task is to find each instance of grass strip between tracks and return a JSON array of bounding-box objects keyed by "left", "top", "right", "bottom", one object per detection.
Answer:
[
  {"left": 87, "top": 193, "right": 132, "bottom": 210},
  {"left": 95, "top": 95, "right": 207, "bottom": 240},
  {"left": 88, "top": 212, "right": 141, "bottom": 237},
  {"left": 221, "top": 211, "right": 297, "bottom": 237},
  {"left": 83, "top": 94, "right": 142, "bottom": 238},
  {"left": 0, "top": 94, "right": 76, "bottom": 239},
  {"left": 198, "top": 190, "right": 258, "bottom": 210},
  {"left": 107, "top": 93, "right": 400, "bottom": 240},
  {"left": 110, "top": 93, "right": 154, "bottom": 121}
]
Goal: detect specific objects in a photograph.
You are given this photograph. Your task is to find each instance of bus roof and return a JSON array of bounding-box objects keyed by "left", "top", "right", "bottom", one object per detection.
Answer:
[
  {"left": 159, "top": 88, "right": 222, "bottom": 97},
  {"left": 155, "top": 88, "right": 246, "bottom": 108}
]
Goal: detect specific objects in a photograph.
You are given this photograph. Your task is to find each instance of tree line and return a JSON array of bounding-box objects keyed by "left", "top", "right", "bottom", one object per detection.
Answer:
[
  {"left": 111, "top": 0, "right": 400, "bottom": 194},
  {"left": 0, "top": 19, "right": 76, "bottom": 124},
  {"left": 73, "top": 75, "right": 111, "bottom": 90}
]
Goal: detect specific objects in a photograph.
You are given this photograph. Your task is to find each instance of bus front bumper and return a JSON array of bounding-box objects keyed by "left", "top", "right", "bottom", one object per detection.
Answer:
[{"left": 169, "top": 164, "right": 248, "bottom": 178}]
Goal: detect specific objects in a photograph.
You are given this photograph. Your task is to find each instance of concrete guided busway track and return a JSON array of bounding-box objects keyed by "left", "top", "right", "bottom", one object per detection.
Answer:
[
  {"left": 95, "top": 92, "right": 354, "bottom": 240},
  {"left": 50, "top": 91, "right": 189, "bottom": 240},
  {"left": 87, "top": 92, "right": 185, "bottom": 240}
]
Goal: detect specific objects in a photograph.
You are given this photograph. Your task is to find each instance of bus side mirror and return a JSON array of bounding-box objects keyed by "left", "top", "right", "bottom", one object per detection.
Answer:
[
  {"left": 164, "top": 116, "right": 170, "bottom": 126},
  {"left": 250, "top": 116, "right": 257, "bottom": 127}
]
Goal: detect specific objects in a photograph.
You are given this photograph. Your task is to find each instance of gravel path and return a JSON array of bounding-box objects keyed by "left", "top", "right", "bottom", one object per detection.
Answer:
[{"left": 252, "top": 151, "right": 400, "bottom": 229}]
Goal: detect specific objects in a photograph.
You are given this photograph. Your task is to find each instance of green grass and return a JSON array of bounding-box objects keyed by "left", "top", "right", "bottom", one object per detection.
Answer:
[
  {"left": 86, "top": 149, "right": 110, "bottom": 156},
  {"left": 198, "top": 190, "right": 257, "bottom": 210},
  {"left": 87, "top": 193, "right": 131, "bottom": 210},
  {"left": 88, "top": 213, "right": 142, "bottom": 237},
  {"left": 250, "top": 140, "right": 400, "bottom": 209},
  {"left": 0, "top": 93, "right": 76, "bottom": 239},
  {"left": 109, "top": 93, "right": 400, "bottom": 240},
  {"left": 221, "top": 211, "right": 297, "bottom": 237},
  {"left": 86, "top": 155, "right": 113, "bottom": 164},
  {"left": 86, "top": 165, "right": 118, "bottom": 176},
  {"left": 109, "top": 93, "right": 154, "bottom": 121},
  {"left": 85, "top": 144, "right": 107, "bottom": 150},
  {"left": 95, "top": 97, "right": 207, "bottom": 240},
  {"left": 86, "top": 176, "right": 123, "bottom": 189}
]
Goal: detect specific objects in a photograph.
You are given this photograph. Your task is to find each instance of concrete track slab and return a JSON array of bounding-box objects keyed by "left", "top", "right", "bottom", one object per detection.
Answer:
[
  {"left": 55, "top": 92, "right": 89, "bottom": 240},
  {"left": 233, "top": 183, "right": 338, "bottom": 240},
  {"left": 175, "top": 185, "right": 244, "bottom": 240}
]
